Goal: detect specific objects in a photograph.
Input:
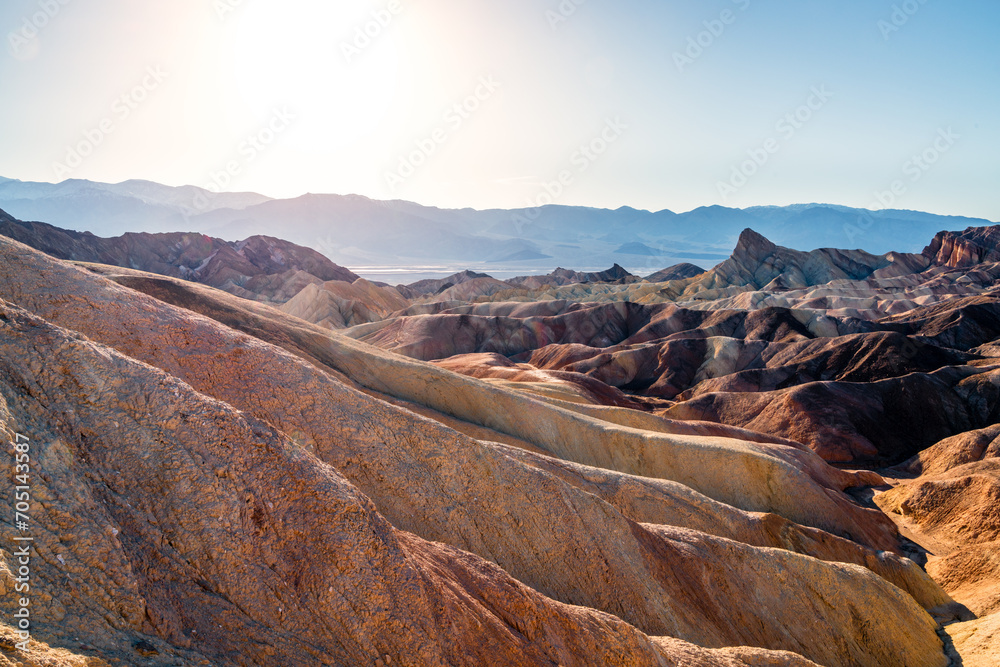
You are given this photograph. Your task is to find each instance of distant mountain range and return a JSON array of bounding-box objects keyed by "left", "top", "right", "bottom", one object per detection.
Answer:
[{"left": 1, "top": 176, "right": 994, "bottom": 274}]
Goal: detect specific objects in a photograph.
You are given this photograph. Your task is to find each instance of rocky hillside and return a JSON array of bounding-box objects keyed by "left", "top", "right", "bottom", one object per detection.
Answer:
[
  {"left": 279, "top": 279, "right": 410, "bottom": 329},
  {"left": 0, "top": 232, "right": 968, "bottom": 666},
  {"left": 2, "top": 208, "right": 1000, "bottom": 665},
  {"left": 507, "top": 263, "right": 638, "bottom": 289},
  {"left": 401, "top": 269, "right": 494, "bottom": 296},
  {"left": 681, "top": 228, "right": 930, "bottom": 292},
  {"left": 0, "top": 216, "right": 359, "bottom": 303},
  {"left": 923, "top": 225, "right": 1000, "bottom": 267},
  {"left": 645, "top": 263, "right": 707, "bottom": 282}
]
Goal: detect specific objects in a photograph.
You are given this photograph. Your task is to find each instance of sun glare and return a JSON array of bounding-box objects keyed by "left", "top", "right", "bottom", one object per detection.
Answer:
[{"left": 228, "top": 0, "right": 399, "bottom": 152}]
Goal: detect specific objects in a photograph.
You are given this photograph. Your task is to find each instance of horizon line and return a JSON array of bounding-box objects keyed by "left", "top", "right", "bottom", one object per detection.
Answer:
[{"left": 1, "top": 174, "right": 997, "bottom": 224}]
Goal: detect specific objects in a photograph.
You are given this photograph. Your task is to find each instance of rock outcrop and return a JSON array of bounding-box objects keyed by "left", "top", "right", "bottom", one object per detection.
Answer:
[
  {"left": 645, "top": 263, "right": 707, "bottom": 282},
  {"left": 880, "top": 294, "right": 1000, "bottom": 351},
  {"left": 663, "top": 369, "right": 986, "bottom": 464},
  {"left": 923, "top": 225, "right": 1000, "bottom": 268},
  {"left": 879, "top": 426, "right": 1000, "bottom": 616},
  {"left": 675, "top": 228, "right": 928, "bottom": 294}
]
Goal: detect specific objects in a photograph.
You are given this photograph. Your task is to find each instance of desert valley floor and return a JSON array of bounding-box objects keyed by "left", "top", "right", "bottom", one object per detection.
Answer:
[{"left": 0, "top": 209, "right": 999, "bottom": 666}]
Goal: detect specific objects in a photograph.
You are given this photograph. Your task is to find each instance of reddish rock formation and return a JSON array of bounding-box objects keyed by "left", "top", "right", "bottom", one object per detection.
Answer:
[
  {"left": 880, "top": 294, "right": 1000, "bottom": 351},
  {"left": 349, "top": 301, "right": 642, "bottom": 360},
  {"left": 523, "top": 330, "right": 974, "bottom": 403},
  {"left": 673, "top": 228, "right": 929, "bottom": 295},
  {"left": 664, "top": 368, "right": 990, "bottom": 464},
  {"left": 432, "top": 276, "right": 522, "bottom": 302},
  {"left": 922, "top": 225, "right": 1000, "bottom": 268},
  {"left": 0, "top": 216, "right": 359, "bottom": 303}
]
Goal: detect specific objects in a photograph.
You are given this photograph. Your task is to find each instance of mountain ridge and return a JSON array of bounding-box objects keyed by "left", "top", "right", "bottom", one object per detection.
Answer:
[
  {"left": 2, "top": 176, "right": 995, "bottom": 270},
  {"left": 0, "top": 214, "right": 359, "bottom": 303}
]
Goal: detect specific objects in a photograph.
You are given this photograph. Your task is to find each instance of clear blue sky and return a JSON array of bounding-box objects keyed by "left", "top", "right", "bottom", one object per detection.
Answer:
[{"left": 1, "top": 0, "right": 997, "bottom": 219}]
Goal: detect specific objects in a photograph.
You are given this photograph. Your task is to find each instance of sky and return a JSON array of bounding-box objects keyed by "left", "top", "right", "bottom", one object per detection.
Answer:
[{"left": 1, "top": 0, "right": 998, "bottom": 219}]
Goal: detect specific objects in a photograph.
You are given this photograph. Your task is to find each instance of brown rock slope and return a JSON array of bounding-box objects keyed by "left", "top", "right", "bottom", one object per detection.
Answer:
[
  {"left": 0, "top": 236, "right": 952, "bottom": 666},
  {"left": 880, "top": 294, "right": 1000, "bottom": 351},
  {"left": 644, "top": 263, "right": 706, "bottom": 283},
  {"left": 279, "top": 278, "right": 410, "bottom": 328},
  {"left": 0, "top": 215, "right": 359, "bottom": 303},
  {"left": 507, "top": 263, "right": 637, "bottom": 289},
  {"left": 44, "top": 263, "right": 900, "bottom": 553},
  {"left": 0, "top": 300, "right": 749, "bottom": 667},
  {"left": 876, "top": 426, "right": 1000, "bottom": 666},
  {"left": 879, "top": 426, "right": 1000, "bottom": 616},
  {"left": 347, "top": 300, "right": 645, "bottom": 360},
  {"left": 432, "top": 276, "right": 523, "bottom": 302},
  {"left": 656, "top": 298, "right": 1000, "bottom": 464},
  {"left": 345, "top": 300, "right": 873, "bottom": 362},
  {"left": 525, "top": 330, "right": 973, "bottom": 401},
  {"left": 460, "top": 227, "right": 1000, "bottom": 321},
  {"left": 0, "top": 627, "right": 112, "bottom": 666},
  {"left": 923, "top": 225, "right": 1000, "bottom": 268},
  {"left": 356, "top": 294, "right": 1000, "bottom": 464},
  {"left": 941, "top": 613, "right": 1000, "bottom": 667},
  {"left": 401, "top": 269, "right": 493, "bottom": 296},
  {"left": 675, "top": 228, "right": 925, "bottom": 294},
  {"left": 662, "top": 366, "right": 989, "bottom": 464}
]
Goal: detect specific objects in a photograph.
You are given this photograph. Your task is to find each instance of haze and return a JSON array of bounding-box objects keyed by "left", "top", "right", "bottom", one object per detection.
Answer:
[{"left": 1, "top": 0, "right": 997, "bottom": 219}]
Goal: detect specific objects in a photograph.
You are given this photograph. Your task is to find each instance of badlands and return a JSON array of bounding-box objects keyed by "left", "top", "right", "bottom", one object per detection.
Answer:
[{"left": 0, "top": 208, "right": 998, "bottom": 665}]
